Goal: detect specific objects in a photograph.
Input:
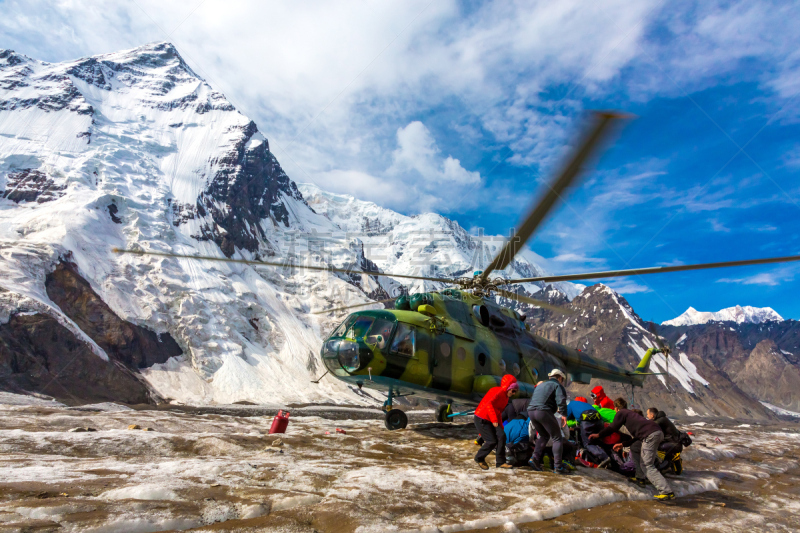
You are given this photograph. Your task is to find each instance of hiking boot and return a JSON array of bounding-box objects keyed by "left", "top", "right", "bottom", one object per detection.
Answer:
[
  {"left": 561, "top": 460, "right": 576, "bottom": 471},
  {"left": 554, "top": 465, "right": 573, "bottom": 475},
  {"left": 654, "top": 492, "right": 675, "bottom": 501},
  {"left": 627, "top": 477, "right": 647, "bottom": 487},
  {"left": 597, "top": 457, "right": 611, "bottom": 469},
  {"left": 542, "top": 456, "right": 553, "bottom": 470},
  {"left": 527, "top": 458, "right": 543, "bottom": 471},
  {"left": 498, "top": 463, "right": 514, "bottom": 469},
  {"left": 476, "top": 461, "right": 489, "bottom": 470}
]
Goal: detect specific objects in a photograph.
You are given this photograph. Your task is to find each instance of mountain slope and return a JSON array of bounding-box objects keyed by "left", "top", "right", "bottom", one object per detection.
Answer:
[
  {"left": 0, "top": 42, "right": 378, "bottom": 404},
  {"left": 659, "top": 320, "right": 800, "bottom": 412},
  {"left": 299, "top": 183, "right": 584, "bottom": 300},
  {"left": 529, "top": 284, "right": 775, "bottom": 419}
]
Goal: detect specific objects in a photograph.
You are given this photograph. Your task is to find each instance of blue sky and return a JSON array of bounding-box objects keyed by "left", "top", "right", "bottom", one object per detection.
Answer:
[{"left": 2, "top": 0, "right": 800, "bottom": 322}]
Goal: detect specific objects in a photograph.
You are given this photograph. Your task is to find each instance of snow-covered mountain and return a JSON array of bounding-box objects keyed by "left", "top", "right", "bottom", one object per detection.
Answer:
[
  {"left": 0, "top": 42, "right": 578, "bottom": 406},
  {"left": 299, "top": 183, "right": 583, "bottom": 300},
  {"left": 663, "top": 305, "right": 783, "bottom": 327}
]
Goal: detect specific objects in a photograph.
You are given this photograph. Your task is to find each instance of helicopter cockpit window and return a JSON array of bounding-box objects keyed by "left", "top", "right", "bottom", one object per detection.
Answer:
[
  {"left": 331, "top": 316, "right": 355, "bottom": 338},
  {"left": 390, "top": 323, "right": 414, "bottom": 357},
  {"left": 346, "top": 316, "right": 375, "bottom": 339},
  {"left": 366, "top": 319, "right": 394, "bottom": 350}
]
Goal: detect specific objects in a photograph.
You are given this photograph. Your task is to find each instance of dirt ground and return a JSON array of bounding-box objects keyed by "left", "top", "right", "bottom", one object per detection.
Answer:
[{"left": 0, "top": 394, "right": 798, "bottom": 532}]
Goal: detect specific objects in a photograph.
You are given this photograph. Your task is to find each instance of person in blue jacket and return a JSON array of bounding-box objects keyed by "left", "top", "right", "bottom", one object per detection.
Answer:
[
  {"left": 566, "top": 397, "right": 596, "bottom": 422},
  {"left": 503, "top": 416, "right": 532, "bottom": 466}
]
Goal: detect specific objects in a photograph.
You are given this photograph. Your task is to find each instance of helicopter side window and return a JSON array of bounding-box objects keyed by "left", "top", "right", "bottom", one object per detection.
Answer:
[
  {"left": 331, "top": 316, "right": 355, "bottom": 338},
  {"left": 346, "top": 316, "right": 375, "bottom": 339},
  {"left": 390, "top": 323, "right": 414, "bottom": 357},
  {"left": 366, "top": 319, "right": 394, "bottom": 350}
]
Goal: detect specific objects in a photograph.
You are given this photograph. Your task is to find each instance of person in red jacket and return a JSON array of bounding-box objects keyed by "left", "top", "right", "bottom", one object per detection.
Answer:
[
  {"left": 474, "top": 374, "right": 518, "bottom": 470},
  {"left": 591, "top": 386, "right": 615, "bottom": 409}
]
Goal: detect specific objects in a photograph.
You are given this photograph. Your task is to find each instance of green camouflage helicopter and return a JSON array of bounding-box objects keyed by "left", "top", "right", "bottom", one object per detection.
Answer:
[{"left": 117, "top": 111, "right": 800, "bottom": 430}]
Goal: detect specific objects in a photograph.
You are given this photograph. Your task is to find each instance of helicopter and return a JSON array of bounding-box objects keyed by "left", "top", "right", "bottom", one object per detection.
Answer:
[{"left": 116, "top": 111, "right": 800, "bottom": 430}]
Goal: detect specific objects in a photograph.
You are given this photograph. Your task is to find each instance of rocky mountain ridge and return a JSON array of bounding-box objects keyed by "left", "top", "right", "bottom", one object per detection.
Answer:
[
  {"left": 657, "top": 319, "right": 800, "bottom": 412},
  {"left": 528, "top": 284, "right": 776, "bottom": 419}
]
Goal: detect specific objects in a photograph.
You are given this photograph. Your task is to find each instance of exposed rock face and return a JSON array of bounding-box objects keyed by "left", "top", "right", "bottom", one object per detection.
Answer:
[
  {"left": 45, "top": 261, "right": 182, "bottom": 369},
  {"left": 730, "top": 340, "right": 800, "bottom": 411},
  {"left": 0, "top": 313, "right": 151, "bottom": 404},
  {"left": 659, "top": 321, "right": 800, "bottom": 412},
  {"left": 529, "top": 284, "right": 775, "bottom": 419},
  {"left": 187, "top": 121, "right": 309, "bottom": 258},
  {"left": 1, "top": 169, "right": 66, "bottom": 203}
]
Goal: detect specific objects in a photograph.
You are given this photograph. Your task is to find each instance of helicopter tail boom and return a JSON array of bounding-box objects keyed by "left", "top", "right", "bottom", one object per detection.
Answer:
[{"left": 538, "top": 337, "right": 652, "bottom": 387}]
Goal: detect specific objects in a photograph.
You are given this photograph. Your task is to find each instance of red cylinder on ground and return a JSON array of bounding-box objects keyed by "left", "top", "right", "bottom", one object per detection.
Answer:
[{"left": 269, "top": 410, "right": 290, "bottom": 434}]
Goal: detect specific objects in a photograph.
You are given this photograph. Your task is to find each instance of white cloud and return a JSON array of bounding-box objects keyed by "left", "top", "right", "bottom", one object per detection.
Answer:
[
  {"left": 605, "top": 278, "right": 653, "bottom": 294},
  {"left": 716, "top": 265, "right": 799, "bottom": 286},
  {"left": 390, "top": 121, "right": 480, "bottom": 185}
]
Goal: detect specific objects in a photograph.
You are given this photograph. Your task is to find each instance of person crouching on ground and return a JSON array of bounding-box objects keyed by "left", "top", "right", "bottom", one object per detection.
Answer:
[
  {"left": 589, "top": 398, "right": 675, "bottom": 501},
  {"left": 473, "top": 374, "right": 518, "bottom": 470},
  {"left": 527, "top": 369, "right": 570, "bottom": 474}
]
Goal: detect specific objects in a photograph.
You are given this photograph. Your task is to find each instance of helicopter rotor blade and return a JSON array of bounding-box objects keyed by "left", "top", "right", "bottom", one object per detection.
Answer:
[
  {"left": 647, "top": 321, "right": 670, "bottom": 353},
  {"left": 113, "top": 248, "right": 457, "bottom": 284},
  {"left": 494, "top": 288, "right": 575, "bottom": 315},
  {"left": 479, "top": 111, "right": 629, "bottom": 282},
  {"left": 502, "top": 254, "right": 800, "bottom": 284},
  {"left": 311, "top": 297, "right": 397, "bottom": 315}
]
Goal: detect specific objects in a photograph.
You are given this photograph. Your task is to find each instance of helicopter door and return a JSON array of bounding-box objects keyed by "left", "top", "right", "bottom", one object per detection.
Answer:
[{"left": 431, "top": 333, "right": 455, "bottom": 391}]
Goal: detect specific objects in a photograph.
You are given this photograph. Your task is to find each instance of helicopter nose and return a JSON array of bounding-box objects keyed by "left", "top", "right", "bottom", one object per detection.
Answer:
[{"left": 337, "top": 340, "right": 361, "bottom": 373}]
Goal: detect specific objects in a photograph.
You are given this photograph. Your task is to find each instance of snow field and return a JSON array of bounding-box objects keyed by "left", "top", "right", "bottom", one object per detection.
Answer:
[{"left": 1, "top": 396, "right": 798, "bottom": 532}]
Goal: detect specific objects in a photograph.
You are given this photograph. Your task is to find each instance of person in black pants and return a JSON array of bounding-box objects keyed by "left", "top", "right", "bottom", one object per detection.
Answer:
[
  {"left": 473, "top": 375, "right": 519, "bottom": 470},
  {"left": 527, "top": 368, "right": 570, "bottom": 475}
]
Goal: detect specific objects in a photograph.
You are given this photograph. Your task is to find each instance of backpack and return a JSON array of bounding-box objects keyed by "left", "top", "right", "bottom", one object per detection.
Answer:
[{"left": 678, "top": 431, "right": 692, "bottom": 447}]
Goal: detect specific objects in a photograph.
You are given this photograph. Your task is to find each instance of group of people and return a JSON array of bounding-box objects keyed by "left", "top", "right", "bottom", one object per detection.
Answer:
[{"left": 472, "top": 370, "right": 680, "bottom": 502}]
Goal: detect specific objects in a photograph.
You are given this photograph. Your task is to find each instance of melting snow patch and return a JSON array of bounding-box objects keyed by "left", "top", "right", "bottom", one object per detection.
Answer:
[
  {"left": 78, "top": 517, "right": 201, "bottom": 533},
  {"left": 0, "top": 392, "right": 65, "bottom": 407},
  {"left": 102, "top": 485, "right": 180, "bottom": 501},
  {"left": 271, "top": 494, "right": 323, "bottom": 512},
  {"left": 761, "top": 402, "right": 800, "bottom": 418},
  {"left": 67, "top": 402, "right": 133, "bottom": 412},
  {"left": 392, "top": 474, "right": 719, "bottom": 533}
]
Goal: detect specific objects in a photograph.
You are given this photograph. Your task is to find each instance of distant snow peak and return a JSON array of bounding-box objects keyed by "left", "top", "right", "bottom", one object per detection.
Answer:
[{"left": 663, "top": 305, "right": 783, "bottom": 326}]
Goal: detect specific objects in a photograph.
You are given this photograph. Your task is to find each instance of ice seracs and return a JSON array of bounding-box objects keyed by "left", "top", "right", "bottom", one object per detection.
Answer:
[{"left": 662, "top": 305, "right": 784, "bottom": 326}]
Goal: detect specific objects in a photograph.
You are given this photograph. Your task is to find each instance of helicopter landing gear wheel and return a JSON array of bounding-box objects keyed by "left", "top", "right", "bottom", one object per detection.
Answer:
[
  {"left": 436, "top": 403, "right": 453, "bottom": 423},
  {"left": 384, "top": 409, "right": 408, "bottom": 430}
]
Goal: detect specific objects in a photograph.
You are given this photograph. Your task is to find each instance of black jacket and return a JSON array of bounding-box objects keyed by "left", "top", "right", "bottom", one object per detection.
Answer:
[
  {"left": 596, "top": 409, "right": 661, "bottom": 446},
  {"left": 654, "top": 411, "right": 680, "bottom": 443},
  {"left": 502, "top": 398, "right": 530, "bottom": 423},
  {"left": 527, "top": 378, "right": 567, "bottom": 416}
]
